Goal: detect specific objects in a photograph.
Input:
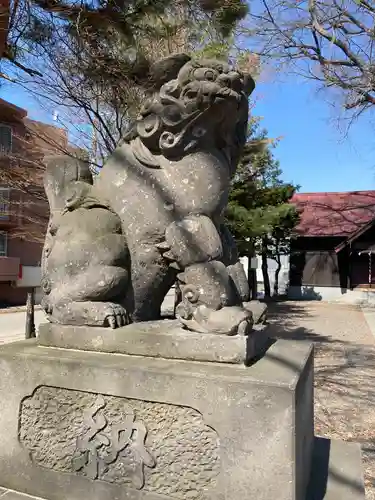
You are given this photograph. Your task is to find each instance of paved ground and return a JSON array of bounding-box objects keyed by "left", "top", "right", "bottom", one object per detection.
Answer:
[
  {"left": 362, "top": 308, "right": 375, "bottom": 342},
  {"left": 0, "top": 291, "right": 176, "bottom": 344},
  {"left": 0, "top": 487, "right": 42, "bottom": 499},
  {"left": 0, "top": 310, "right": 46, "bottom": 344},
  {"left": 266, "top": 301, "right": 375, "bottom": 500}
]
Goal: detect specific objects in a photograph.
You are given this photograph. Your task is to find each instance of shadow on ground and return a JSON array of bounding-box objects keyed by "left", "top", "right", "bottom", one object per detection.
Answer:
[
  {"left": 264, "top": 301, "right": 375, "bottom": 500},
  {"left": 307, "top": 437, "right": 366, "bottom": 500}
]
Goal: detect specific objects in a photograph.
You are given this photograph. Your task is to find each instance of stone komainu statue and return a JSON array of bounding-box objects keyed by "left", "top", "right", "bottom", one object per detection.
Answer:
[
  {"left": 42, "top": 54, "right": 257, "bottom": 334},
  {"left": 41, "top": 156, "right": 130, "bottom": 328}
]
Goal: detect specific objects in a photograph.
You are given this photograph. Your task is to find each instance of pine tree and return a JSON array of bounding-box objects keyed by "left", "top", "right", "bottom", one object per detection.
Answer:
[
  {"left": 226, "top": 119, "right": 300, "bottom": 298},
  {"left": 2, "top": 0, "right": 257, "bottom": 166},
  {"left": 3, "top": 0, "right": 249, "bottom": 83}
]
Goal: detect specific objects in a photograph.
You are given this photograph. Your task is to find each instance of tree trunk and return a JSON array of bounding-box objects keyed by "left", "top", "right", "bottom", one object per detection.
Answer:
[
  {"left": 273, "top": 239, "right": 281, "bottom": 296},
  {"left": 261, "top": 239, "right": 271, "bottom": 298},
  {"left": 247, "top": 241, "right": 257, "bottom": 300},
  {"left": 25, "top": 287, "right": 36, "bottom": 339},
  {"left": 274, "top": 255, "right": 281, "bottom": 296},
  {"left": 0, "top": 0, "right": 10, "bottom": 60}
]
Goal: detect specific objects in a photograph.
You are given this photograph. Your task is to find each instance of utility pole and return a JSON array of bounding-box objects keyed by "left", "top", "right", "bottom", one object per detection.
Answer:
[{"left": 25, "top": 287, "right": 36, "bottom": 339}]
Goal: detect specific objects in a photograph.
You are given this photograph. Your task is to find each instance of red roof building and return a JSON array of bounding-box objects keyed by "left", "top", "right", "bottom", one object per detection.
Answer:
[
  {"left": 291, "top": 190, "right": 375, "bottom": 237},
  {"left": 289, "top": 190, "right": 375, "bottom": 296}
]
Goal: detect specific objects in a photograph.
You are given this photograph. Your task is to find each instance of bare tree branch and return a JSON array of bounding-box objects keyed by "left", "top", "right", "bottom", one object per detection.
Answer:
[{"left": 242, "top": 0, "right": 375, "bottom": 115}]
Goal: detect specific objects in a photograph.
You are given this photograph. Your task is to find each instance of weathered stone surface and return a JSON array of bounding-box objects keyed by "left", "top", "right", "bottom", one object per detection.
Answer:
[
  {"left": 177, "top": 304, "right": 253, "bottom": 336},
  {"left": 295, "top": 340, "right": 315, "bottom": 499},
  {"left": 41, "top": 55, "right": 257, "bottom": 335},
  {"left": 20, "top": 387, "right": 220, "bottom": 497},
  {"left": 0, "top": 338, "right": 315, "bottom": 500},
  {"left": 96, "top": 57, "right": 255, "bottom": 331},
  {"left": 244, "top": 300, "right": 268, "bottom": 324},
  {"left": 41, "top": 156, "right": 130, "bottom": 328},
  {"left": 38, "top": 321, "right": 270, "bottom": 363},
  {"left": 163, "top": 215, "right": 223, "bottom": 269},
  {"left": 220, "top": 225, "right": 250, "bottom": 302},
  {"left": 0, "top": 437, "right": 366, "bottom": 500},
  {"left": 176, "top": 261, "right": 241, "bottom": 312}
]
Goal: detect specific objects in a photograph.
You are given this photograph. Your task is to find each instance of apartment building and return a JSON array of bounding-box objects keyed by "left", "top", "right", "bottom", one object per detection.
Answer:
[{"left": 0, "top": 98, "right": 68, "bottom": 305}]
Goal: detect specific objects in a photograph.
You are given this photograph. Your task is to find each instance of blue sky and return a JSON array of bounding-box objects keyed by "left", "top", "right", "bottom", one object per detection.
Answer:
[
  {"left": 254, "top": 75, "right": 375, "bottom": 192},
  {"left": 2, "top": 74, "right": 375, "bottom": 194}
]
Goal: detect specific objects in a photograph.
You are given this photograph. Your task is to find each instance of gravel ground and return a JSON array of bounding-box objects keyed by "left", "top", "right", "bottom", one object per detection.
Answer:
[{"left": 266, "top": 301, "right": 375, "bottom": 500}]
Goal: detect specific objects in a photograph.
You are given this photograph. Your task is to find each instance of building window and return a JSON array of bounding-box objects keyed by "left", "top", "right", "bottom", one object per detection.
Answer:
[
  {"left": 0, "top": 125, "right": 12, "bottom": 155},
  {"left": 0, "top": 232, "right": 7, "bottom": 256},
  {"left": 0, "top": 188, "right": 10, "bottom": 220}
]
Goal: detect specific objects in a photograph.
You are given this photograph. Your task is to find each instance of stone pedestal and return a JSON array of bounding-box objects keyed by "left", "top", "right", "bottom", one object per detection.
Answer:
[{"left": 0, "top": 323, "right": 365, "bottom": 500}]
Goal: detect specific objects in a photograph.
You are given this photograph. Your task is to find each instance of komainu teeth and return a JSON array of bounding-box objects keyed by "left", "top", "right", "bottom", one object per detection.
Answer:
[
  {"left": 162, "top": 251, "right": 175, "bottom": 261},
  {"left": 177, "top": 272, "right": 186, "bottom": 282},
  {"left": 169, "top": 262, "right": 181, "bottom": 270},
  {"left": 156, "top": 241, "right": 170, "bottom": 251}
]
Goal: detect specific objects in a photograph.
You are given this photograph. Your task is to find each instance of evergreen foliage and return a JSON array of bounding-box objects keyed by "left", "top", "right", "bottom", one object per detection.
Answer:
[{"left": 226, "top": 118, "right": 300, "bottom": 296}]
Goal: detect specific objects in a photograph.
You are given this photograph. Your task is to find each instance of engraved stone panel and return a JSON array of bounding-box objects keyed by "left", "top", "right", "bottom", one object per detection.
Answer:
[{"left": 19, "top": 386, "right": 220, "bottom": 498}]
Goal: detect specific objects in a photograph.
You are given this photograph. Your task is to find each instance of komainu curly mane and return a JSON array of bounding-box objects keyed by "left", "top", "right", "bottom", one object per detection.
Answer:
[{"left": 124, "top": 55, "right": 254, "bottom": 172}]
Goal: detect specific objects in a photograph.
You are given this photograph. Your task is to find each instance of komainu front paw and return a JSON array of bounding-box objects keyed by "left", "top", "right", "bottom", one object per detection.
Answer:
[
  {"left": 49, "top": 300, "right": 131, "bottom": 329},
  {"left": 98, "top": 302, "right": 130, "bottom": 329}
]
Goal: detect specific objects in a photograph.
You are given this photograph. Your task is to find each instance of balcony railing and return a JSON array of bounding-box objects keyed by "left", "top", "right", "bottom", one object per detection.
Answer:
[
  {"left": 0, "top": 146, "right": 11, "bottom": 156},
  {"left": 0, "top": 188, "right": 10, "bottom": 221}
]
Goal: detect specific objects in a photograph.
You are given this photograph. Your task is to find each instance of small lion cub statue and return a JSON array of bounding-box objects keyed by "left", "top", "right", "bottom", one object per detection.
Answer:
[{"left": 41, "top": 155, "right": 130, "bottom": 328}]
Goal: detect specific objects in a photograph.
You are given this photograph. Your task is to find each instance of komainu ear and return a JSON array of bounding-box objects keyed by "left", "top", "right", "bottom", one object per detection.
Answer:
[
  {"left": 242, "top": 73, "right": 256, "bottom": 96},
  {"left": 64, "top": 182, "right": 91, "bottom": 210},
  {"left": 43, "top": 155, "right": 93, "bottom": 212},
  {"left": 148, "top": 53, "right": 191, "bottom": 91}
]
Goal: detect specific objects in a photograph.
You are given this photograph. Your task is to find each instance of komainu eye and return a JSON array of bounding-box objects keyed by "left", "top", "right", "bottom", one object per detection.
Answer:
[{"left": 192, "top": 127, "right": 206, "bottom": 138}]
